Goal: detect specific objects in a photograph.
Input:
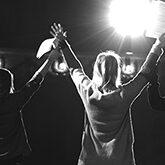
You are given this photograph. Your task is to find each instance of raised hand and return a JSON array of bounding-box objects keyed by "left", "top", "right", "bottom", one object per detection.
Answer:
[{"left": 50, "top": 23, "right": 67, "bottom": 49}]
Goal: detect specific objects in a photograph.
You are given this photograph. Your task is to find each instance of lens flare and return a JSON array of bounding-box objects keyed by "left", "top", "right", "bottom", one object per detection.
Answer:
[{"left": 108, "top": 0, "right": 151, "bottom": 37}]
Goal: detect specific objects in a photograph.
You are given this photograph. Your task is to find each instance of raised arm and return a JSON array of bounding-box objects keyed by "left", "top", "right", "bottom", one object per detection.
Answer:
[
  {"left": 147, "top": 61, "right": 165, "bottom": 111},
  {"left": 50, "top": 23, "right": 91, "bottom": 89},
  {"left": 50, "top": 23, "right": 83, "bottom": 71},
  {"left": 139, "top": 34, "right": 165, "bottom": 80},
  {"left": 121, "top": 33, "right": 165, "bottom": 103},
  {"left": 14, "top": 44, "right": 62, "bottom": 109},
  {"left": 31, "top": 48, "right": 61, "bottom": 82}
]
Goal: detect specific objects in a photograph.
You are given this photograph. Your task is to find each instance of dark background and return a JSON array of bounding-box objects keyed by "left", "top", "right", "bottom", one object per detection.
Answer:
[{"left": 1, "top": 0, "right": 165, "bottom": 165}]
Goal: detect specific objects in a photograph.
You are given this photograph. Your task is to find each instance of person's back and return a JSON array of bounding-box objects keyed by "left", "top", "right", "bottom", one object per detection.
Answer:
[
  {"left": 78, "top": 83, "right": 135, "bottom": 165},
  {"left": 72, "top": 53, "right": 148, "bottom": 165}
]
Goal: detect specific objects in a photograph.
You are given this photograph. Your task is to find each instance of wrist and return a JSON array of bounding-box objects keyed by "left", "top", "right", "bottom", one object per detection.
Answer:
[{"left": 58, "top": 40, "right": 69, "bottom": 50}]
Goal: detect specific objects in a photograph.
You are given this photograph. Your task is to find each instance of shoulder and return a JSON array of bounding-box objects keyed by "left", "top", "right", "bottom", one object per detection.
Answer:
[{"left": 89, "top": 86, "right": 123, "bottom": 108}]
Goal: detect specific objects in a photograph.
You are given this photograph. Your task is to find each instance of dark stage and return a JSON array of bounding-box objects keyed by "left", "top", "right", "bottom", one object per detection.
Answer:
[
  {"left": 1, "top": 0, "right": 165, "bottom": 164},
  {"left": 2, "top": 52, "right": 165, "bottom": 165}
]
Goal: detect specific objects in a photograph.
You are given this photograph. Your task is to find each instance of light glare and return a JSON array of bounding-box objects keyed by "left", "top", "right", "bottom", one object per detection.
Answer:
[
  {"left": 53, "top": 60, "right": 68, "bottom": 73},
  {"left": 122, "top": 64, "right": 135, "bottom": 75},
  {"left": 109, "top": 0, "right": 151, "bottom": 37}
]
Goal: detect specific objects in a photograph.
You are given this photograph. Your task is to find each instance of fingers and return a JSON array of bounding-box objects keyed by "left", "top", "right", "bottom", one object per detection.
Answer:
[
  {"left": 53, "top": 22, "right": 59, "bottom": 30},
  {"left": 50, "top": 22, "right": 64, "bottom": 37},
  {"left": 57, "top": 23, "right": 63, "bottom": 33},
  {"left": 51, "top": 23, "right": 63, "bottom": 33},
  {"left": 50, "top": 30, "right": 56, "bottom": 37},
  {"left": 58, "top": 23, "right": 62, "bottom": 32},
  {"left": 51, "top": 24, "right": 57, "bottom": 33},
  {"left": 50, "top": 23, "right": 60, "bottom": 37},
  {"left": 50, "top": 22, "right": 67, "bottom": 43}
]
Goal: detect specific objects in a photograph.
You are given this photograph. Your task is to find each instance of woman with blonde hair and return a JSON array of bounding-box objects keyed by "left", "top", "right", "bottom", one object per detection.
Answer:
[
  {"left": 50, "top": 23, "right": 165, "bottom": 165},
  {"left": 92, "top": 50, "right": 122, "bottom": 92}
]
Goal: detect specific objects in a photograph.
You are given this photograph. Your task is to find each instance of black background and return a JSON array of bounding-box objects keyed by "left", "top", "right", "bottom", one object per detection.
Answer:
[{"left": 1, "top": 0, "right": 165, "bottom": 165}]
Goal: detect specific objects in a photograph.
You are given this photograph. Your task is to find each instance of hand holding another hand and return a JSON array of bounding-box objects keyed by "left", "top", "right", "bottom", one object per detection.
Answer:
[{"left": 50, "top": 23, "right": 67, "bottom": 49}]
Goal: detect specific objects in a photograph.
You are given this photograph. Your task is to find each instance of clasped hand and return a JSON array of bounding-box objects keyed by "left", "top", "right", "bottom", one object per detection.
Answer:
[{"left": 50, "top": 23, "right": 67, "bottom": 49}]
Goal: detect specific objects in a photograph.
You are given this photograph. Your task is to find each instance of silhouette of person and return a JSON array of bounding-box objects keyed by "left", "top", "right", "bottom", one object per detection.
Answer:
[{"left": 0, "top": 42, "right": 62, "bottom": 165}]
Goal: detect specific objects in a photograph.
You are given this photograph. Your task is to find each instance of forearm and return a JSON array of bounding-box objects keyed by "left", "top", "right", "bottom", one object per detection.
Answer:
[
  {"left": 30, "top": 59, "right": 51, "bottom": 81},
  {"left": 32, "top": 49, "right": 57, "bottom": 79},
  {"left": 140, "top": 44, "right": 163, "bottom": 80},
  {"left": 148, "top": 84, "right": 165, "bottom": 111},
  {"left": 37, "top": 58, "right": 52, "bottom": 77},
  {"left": 62, "top": 40, "right": 83, "bottom": 70}
]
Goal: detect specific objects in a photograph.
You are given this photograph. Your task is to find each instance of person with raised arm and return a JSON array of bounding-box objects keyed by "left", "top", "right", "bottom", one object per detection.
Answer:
[
  {"left": 50, "top": 23, "right": 165, "bottom": 165},
  {"left": 0, "top": 41, "right": 62, "bottom": 165}
]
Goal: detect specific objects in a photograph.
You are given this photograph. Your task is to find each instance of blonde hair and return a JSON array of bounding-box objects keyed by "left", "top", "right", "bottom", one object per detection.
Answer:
[{"left": 92, "top": 50, "right": 122, "bottom": 91}]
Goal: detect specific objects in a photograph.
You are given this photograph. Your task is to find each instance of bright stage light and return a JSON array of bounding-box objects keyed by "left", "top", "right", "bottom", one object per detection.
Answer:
[
  {"left": 122, "top": 54, "right": 136, "bottom": 75},
  {"left": 51, "top": 56, "right": 69, "bottom": 75},
  {"left": 53, "top": 61, "right": 68, "bottom": 73},
  {"left": 108, "top": 0, "right": 151, "bottom": 37},
  {"left": 122, "top": 63, "right": 135, "bottom": 75}
]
